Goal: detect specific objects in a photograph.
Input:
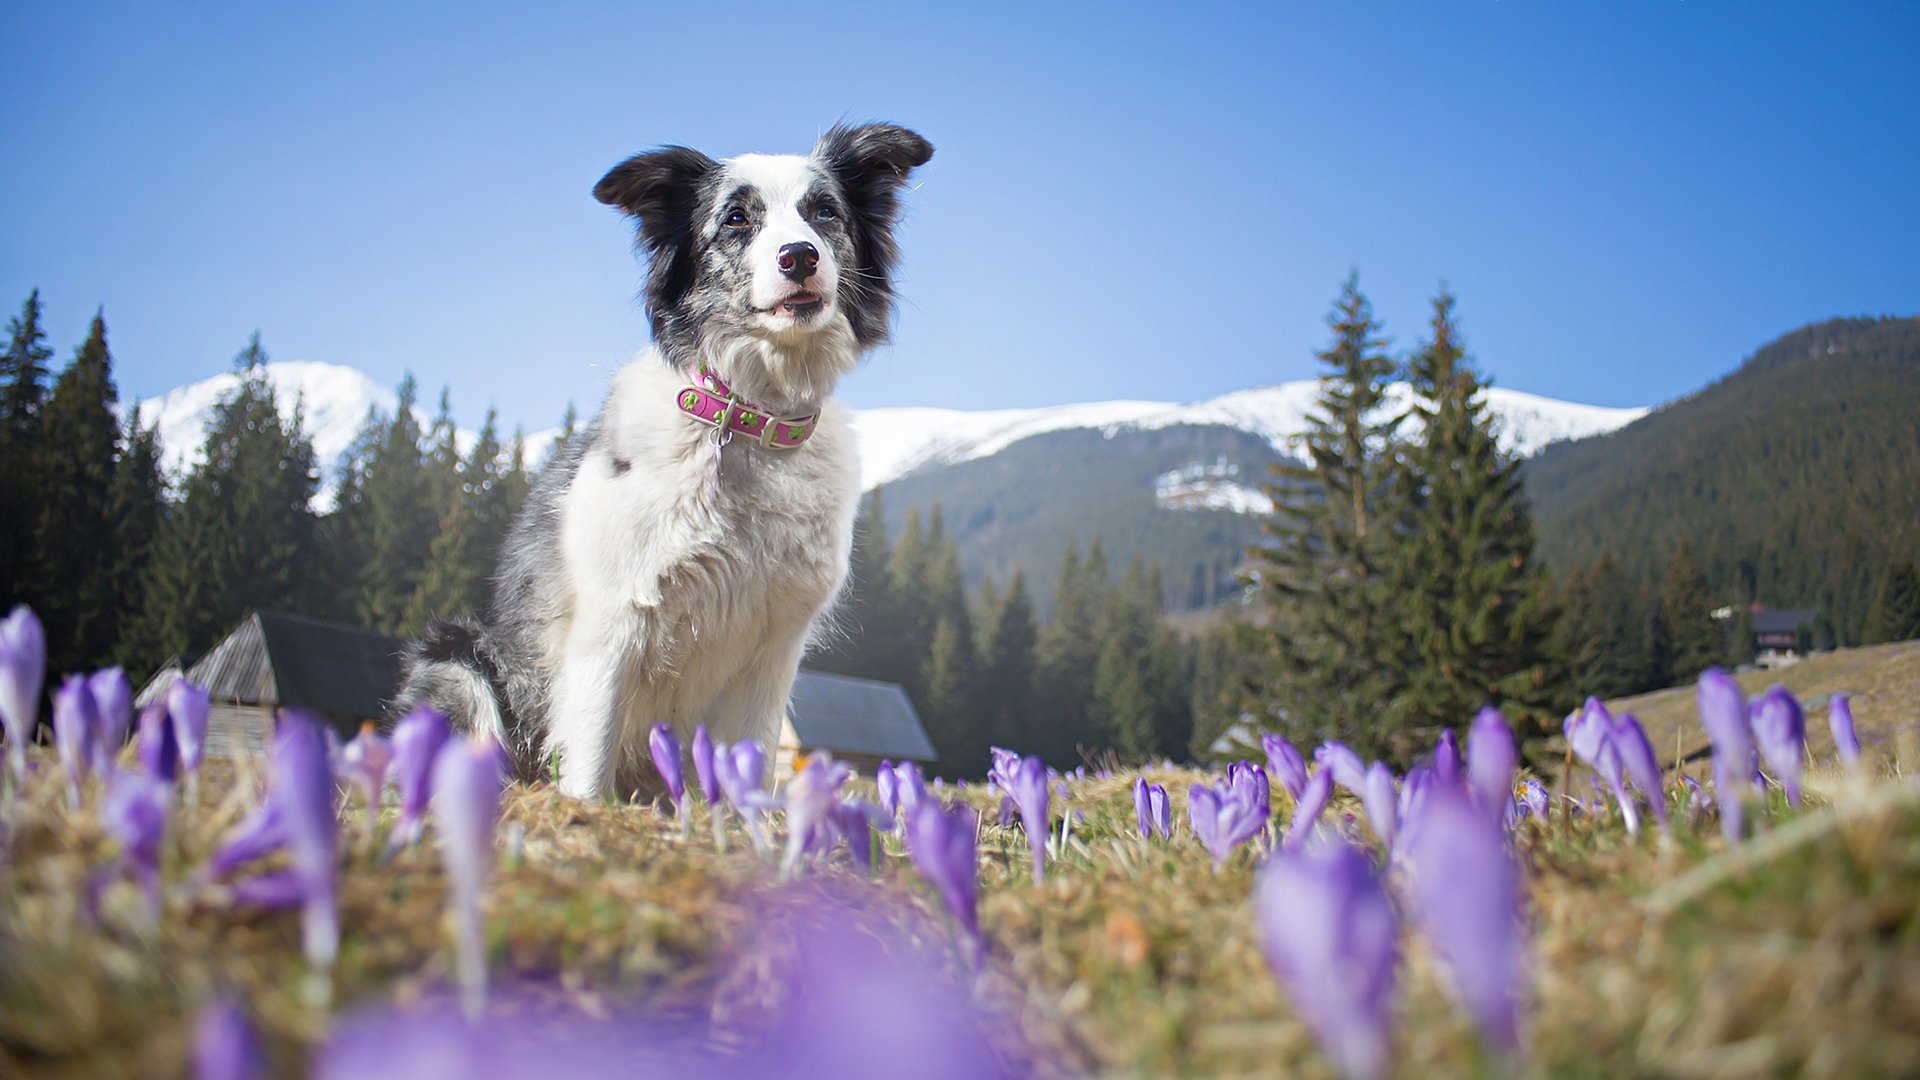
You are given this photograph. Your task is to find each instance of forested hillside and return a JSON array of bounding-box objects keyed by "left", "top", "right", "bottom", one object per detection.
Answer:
[{"left": 1527, "top": 315, "right": 1920, "bottom": 646}]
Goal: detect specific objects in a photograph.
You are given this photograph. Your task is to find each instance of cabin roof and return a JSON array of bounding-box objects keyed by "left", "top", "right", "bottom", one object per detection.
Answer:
[
  {"left": 786, "top": 669, "right": 935, "bottom": 762},
  {"left": 184, "top": 611, "right": 405, "bottom": 720}
]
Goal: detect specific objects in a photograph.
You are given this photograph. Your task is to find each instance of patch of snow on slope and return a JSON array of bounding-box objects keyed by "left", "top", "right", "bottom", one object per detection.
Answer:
[{"left": 1154, "top": 458, "right": 1275, "bottom": 515}]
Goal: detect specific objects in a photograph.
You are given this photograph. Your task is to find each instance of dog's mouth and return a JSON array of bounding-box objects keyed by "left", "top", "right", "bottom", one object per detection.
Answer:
[{"left": 772, "top": 291, "right": 824, "bottom": 319}]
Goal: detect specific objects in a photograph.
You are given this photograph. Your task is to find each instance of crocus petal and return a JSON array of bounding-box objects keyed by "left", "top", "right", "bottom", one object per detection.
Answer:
[
  {"left": 53, "top": 675, "right": 97, "bottom": 805},
  {"left": 1012, "top": 755, "right": 1050, "bottom": 881},
  {"left": 648, "top": 723, "right": 684, "bottom": 805},
  {"left": 87, "top": 667, "right": 132, "bottom": 774},
  {"left": 0, "top": 605, "right": 46, "bottom": 783},
  {"left": 103, "top": 767, "right": 169, "bottom": 878},
  {"left": 1750, "top": 686, "right": 1806, "bottom": 809},
  {"left": 193, "top": 997, "right": 268, "bottom": 1080},
  {"left": 1262, "top": 733, "right": 1308, "bottom": 801},
  {"left": 1315, "top": 742, "right": 1367, "bottom": 795},
  {"left": 433, "top": 734, "right": 507, "bottom": 1015},
  {"left": 136, "top": 701, "right": 179, "bottom": 782},
  {"left": 1433, "top": 730, "right": 1460, "bottom": 783},
  {"left": 691, "top": 725, "right": 720, "bottom": 805},
  {"left": 1256, "top": 838, "right": 1398, "bottom": 1079},
  {"left": 1697, "top": 668, "right": 1754, "bottom": 843},
  {"left": 169, "top": 679, "right": 212, "bottom": 774},
  {"left": 1149, "top": 785, "right": 1171, "bottom": 837},
  {"left": 1466, "top": 707, "right": 1517, "bottom": 823},
  {"left": 274, "top": 714, "right": 340, "bottom": 968},
  {"left": 1133, "top": 776, "right": 1152, "bottom": 839},
  {"left": 1829, "top": 694, "right": 1862, "bottom": 772},
  {"left": 1404, "top": 784, "right": 1526, "bottom": 1053},
  {"left": 1609, "top": 714, "right": 1668, "bottom": 831},
  {"left": 1361, "top": 762, "right": 1397, "bottom": 850},
  {"left": 1284, "top": 769, "right": 1334, "bottom": 851},
  {"left": 388, "top": 706, "right": 452, "bottom": 849},
  {"left": 906, "top": 800, "right": 980, "bottom": 953}
]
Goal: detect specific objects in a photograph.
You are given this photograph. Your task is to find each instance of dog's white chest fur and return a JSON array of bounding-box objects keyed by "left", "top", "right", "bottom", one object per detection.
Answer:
[{"left": 549, "top": 353, "right": 859, "bottom": 796}]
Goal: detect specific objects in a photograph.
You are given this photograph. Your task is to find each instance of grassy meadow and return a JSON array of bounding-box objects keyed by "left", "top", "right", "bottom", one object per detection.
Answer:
[{"left": 3, "top": 642, "right": 1918, "bottom": 1077}]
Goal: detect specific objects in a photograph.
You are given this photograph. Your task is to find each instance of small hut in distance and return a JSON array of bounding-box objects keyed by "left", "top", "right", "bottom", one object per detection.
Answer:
[
  {"left": 138, "top": 611, "right": 937, "bottom": 778},
  {"left": 136, "top": 611, "right": 405, "bottom": 756}
]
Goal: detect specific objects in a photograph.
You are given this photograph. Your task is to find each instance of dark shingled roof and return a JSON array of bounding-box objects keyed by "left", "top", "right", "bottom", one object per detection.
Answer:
[
  {"left": 1752, "top": 608, "right": 1817, "bottom": 635},
  {"left": 189, "top": 611, "right": 405, "bottom": 720},
  {"left": 787, "top": 669, "right": 935, "bottom": 762}
]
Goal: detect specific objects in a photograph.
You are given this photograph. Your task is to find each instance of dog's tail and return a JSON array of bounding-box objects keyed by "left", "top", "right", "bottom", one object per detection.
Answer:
[{"left": 392, "top": 615, "right": 511, "bottom": 748}]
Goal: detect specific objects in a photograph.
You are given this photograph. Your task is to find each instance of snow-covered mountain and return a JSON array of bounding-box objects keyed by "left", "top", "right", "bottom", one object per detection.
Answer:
[
  {"left": 850, "top": 381, "right": 1648, "bottom": 490},
  {"left": 135, "top": 360, "right": 1647, "bottom": 506}
]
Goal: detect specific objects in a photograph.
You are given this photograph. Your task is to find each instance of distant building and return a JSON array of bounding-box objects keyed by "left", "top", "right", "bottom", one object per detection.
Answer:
[
  {"left": 137, "top": 611, "right": 935, "bottom": 778},
  {"left": 1750, "top": 604, "right": 1818, "bottom": 669}
]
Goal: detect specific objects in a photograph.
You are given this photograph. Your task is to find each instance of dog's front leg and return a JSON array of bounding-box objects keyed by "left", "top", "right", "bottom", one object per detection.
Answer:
[{"left": 548, "top": 605, "right": 636, "bottom": 801}]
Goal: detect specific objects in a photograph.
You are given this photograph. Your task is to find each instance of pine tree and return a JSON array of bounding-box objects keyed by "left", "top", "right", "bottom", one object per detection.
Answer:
[
  {"left": 1862, "top": 560, "right": 1920, "bottom": 644},
  {"left": 0, "top": 290, "right": 56, "bottom": 606},
  {"left": 124, "top": 335, "right": 319, "bottom": 661},
  {"left": 344, "top": 375, "right": 434, "bottom": 634},
  {"left": 1654, "top": 539, "right": 1719, "bottom": 685},
  {"left": 1380, "top": 290, "right": 1558, "bottom": 752},
  {"left": 1247, "top": 274, "right": 1402, "bottom": 756},
  {"left": 1091, "top": 564, "right": 1157, "bottom": 759},
  {"left": 886, "top": 506, "right": 936, "bottom": 700},
  {"left": 33, "top": 311, "right": 124, "bottom": 671},
  {"left": 107, "top": 408, "right": 166, "bottom": 673},
  {"left": 978, "top": 568, "right": 1038, "bottom": 753},
  {"left": 922, "top": 613, "right": 981, "bottom": 779},
  {"left": 402, "top": 496, "right": 485, "bottom": 631},
  {"left": 1033, "top": 538, "right": 1108, "bottom": 767}
]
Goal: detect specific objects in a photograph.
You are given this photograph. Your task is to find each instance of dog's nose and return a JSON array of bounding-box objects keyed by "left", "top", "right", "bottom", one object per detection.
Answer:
[{"left": 776, "top": 241, "right": 820, "bottom": 283}]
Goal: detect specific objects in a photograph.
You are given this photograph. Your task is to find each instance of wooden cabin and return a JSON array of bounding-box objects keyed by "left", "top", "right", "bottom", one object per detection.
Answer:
[{"left": 776, "top": 668, "right": 936, "bottom": 777}]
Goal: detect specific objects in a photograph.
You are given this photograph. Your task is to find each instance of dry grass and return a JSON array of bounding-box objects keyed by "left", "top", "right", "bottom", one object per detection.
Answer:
[{"left": 3, "top": 648, "right": 1918, "bottom": 1077}]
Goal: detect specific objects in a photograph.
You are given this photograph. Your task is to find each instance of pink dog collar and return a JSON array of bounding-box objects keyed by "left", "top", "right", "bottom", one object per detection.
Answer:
[{"left": 675, "top": 368, "right": 818, "bottom": 450}]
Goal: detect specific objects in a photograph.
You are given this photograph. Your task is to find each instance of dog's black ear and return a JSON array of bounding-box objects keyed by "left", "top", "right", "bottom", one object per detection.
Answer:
[
  {"left": 814, "top": 123, "right": 933, "bottom": 345},
  {"left": 593, "top": 146, "right": 719, "bottom": 253},
  {"left": 595, "top": 146, "right": 719, "bottom": 350}
]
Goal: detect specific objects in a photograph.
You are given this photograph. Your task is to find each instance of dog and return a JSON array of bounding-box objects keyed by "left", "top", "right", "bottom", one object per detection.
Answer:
[{"left": 393, "top": 123, "right": 933, "bottom": 800}]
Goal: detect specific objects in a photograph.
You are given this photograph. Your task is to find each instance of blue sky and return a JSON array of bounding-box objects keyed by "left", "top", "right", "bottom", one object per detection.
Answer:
[{"left": 3, "top": 2, "right": 1915, "bottom": 433}]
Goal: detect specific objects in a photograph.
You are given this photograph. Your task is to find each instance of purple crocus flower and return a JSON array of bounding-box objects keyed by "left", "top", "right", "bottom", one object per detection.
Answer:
[
  {"left": 648, "top": 722, "right": 684, "bottom": 812},
  {"left": 1466, "top": 707, "right": 1516, "bottom": 823},
  {"left": 1133, "top": 776, "right": 1154, "bottom": 839},
  {"left": 274, "top": 715, "right": 341, "bottom": 968},
  {"left": 339, "top": 723, "right": 393, "bottom": 837},
  {"left": 1262, "top": 732, "right": 1308, "bottom": 801},
  {"left": 1284, "top": 768, "right": 1334, "bottom": 850},
  {"left": 1148, "top": 783, "right": 1170, "bottom": 837},
  {"left": 1829, "top": 694, "right": 1862, "bottom": 773},
  {"left": 53, "top": 676, "right": 97, "bottom": 807},
  {"left": 890, "top": 760, "right": 928, "bottom": 820},
  {"left": 905, "top": 800, "right": 981, "bottom": 958},
  {"left": 1697, "top": 668, "right": 1755, "bottom": 843},
  {"left": 1750, "top": 685, "right": 1806, "bottom": 809},
  {"left": 717, "top": 740, "right": 773, "bottom": 852},
  {"left": 169, "top": 679, "right": 212, "bottom": 776},
  {"left": 1680, "top": 773, "right": 1715, "bottom": 821},
  {"left": 1566, "top": 699, "right": 1639, "bottom": 834},
  {"left": 1361, "top": 762, "right": 1397, "bottom": 850},
  {"left": 781, "top": 753, "right": 853, "bottom": 877},
  {"left": 1011, "top": 755, "right": 1050, "bottom": 881},
  {"left": 1608, "top": 713, "right": 1668, "bottom": 833},
  {"left": 136, "top": 700, "right": 180, "bottom": 782},
  {"left": 1189, "top": 777, "right": 1266, "bottom": 868},
  {"left": 387, "top": 706, "right": 451, "bottom": 850},
  {"left": 1228, "top": 759, "right": 1272, "bottom": 822},
  {"left": 1434, "top": 729, "right": 1461, "bottom": 784},
  {"left": 0, "top": 605, "right": 45, "bottom": 787},
  {"left": 433, "top": 734, "right": 508, "bottom": 1016},
  {"left": 1314, "top": 742, "right": 1367, "bottom": 795},
  {"left": 87, "top": 667, "right": 132, "bottom": 774},
  {"left": 1255, "top": 838, "right": 1399, "bottom": 1079},
  {"left": 828, "top": 797, "right": 890, "bottom": 873},
  {"left": 103, "top": 767, "right": 169, "bottom": 916},
  {"left": 1518, "top": 779, "right": 1549, "bottom": 821},
  {"left": 876, "top": 758, "right": 899, "bottom": 818},
  {"left": 690, "top": 724, "right": 719, "bottom": 806},
  {"left": 1404, "top": 783, "right": 1526, "bottom": 1055},
  {"left": 193, "top": 997, "right": 267, "bottom": 1080}
]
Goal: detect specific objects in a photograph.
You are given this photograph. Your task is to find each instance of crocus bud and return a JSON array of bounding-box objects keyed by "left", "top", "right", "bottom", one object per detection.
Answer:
[
  {"left": 340, "top": 723, "right": 393, "bottom": 837},
  {"left": 1697, "top": 668, "right": 1754, "bottom": 843},
  {"left": 137, "top": 701, "right": 180, "bottom": 783},
  {"left": 691, "top": 725, "right": 719, "bottom": 805},
  {"left": 1434, "top": 729, "right": 1461, "bottom": 783},
  {"left": 1314, "top": 742, "right": 1367, "bottom": 795},
  {"left": 275, "top": 715, "right": 340, "bottom": 969},
  {"left": 388, "top": 706, "right": 451, "bottom": 850},
  {"left": 1262, "top": 732, "right": 1307, "bottom": 801},
  {"left": 1256, "top": 838, "right": 1398, "bottom": 1079},
  {"left": 1466, "top": 707, "right": 1516, "bottom": 823},
  {"left": 433, "top": 735, "right": 507, "bottom": 1016},
  {"left": 1284, "top": 768, "right": 1334, "bottom": 851},
  {"left": 1404, "top": 784, "right": 1526, "bottom": 1055},
  {"left": 906, "top": 800, "right": 981, "bottom": 959},
  {"left": 103, "top": 767, "right": 170, "bottom": 916},
  {"left": 193, "top": 997, "right": 267, "bottom": 1080},
  {"left": 1829, "top": 694, "right": 1862, "bottom": 773},
  {"left": 1189, "top": 777, "right": 1265, "bottom": 869},
  {"left": 1361, "top": 762, "right": 1397, "bottom": 850},
  {"left": 1133, "top": 776, "right": 1153, "bottom": 839},
  {"left": 1609, "top": 713, "right": 1668, "bottom": 833},
  {"left": 0, "top": 605, "right": 45, "bottom": 786},
  {"left": 87, "top": 667, "right": 133, "bottom": 774},
  {"left": 53, "top": 675, "right": 97, "bottom": 807},
  {"left": 1750, "top": 686, "right": 1806, "bottom": 809},
  {"left": 1012, "top": 755, "right": 1050, "bottom": 881},
  {"left": 170, "top": 679, "right": 212, "bottom": 775},
  {"left": 648, "top": 723, "right": 684, "bottom": 807}
]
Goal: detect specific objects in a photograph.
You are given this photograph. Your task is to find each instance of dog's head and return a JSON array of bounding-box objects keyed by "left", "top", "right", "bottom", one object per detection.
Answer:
[{"left": 595, "top": 124, "right": 933, "bottom": 401}]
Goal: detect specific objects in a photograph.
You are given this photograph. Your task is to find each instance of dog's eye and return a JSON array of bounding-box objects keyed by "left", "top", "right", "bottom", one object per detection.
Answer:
[
  {"left": 723, "top": 208, "right": 750, "bottom": 228},
  {"left": 813, "top": 206, "right": 838, "bottom": 224}
]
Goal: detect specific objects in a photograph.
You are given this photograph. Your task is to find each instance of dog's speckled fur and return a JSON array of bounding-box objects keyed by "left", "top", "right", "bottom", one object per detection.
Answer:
[{"left": 393, "top": 124, "right": 932, "bottom": 799}]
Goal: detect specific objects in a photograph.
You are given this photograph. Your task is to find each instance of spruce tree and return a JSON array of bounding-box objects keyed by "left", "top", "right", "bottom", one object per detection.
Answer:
[
  {"left": 1033, "top": 538, "right": 1108, "bottom": 767},
  {"left": 1091, "top": 562, "right": 1158, "bottom": 759},
  {"left": 1654, "top": 540, "right": 1719, "bottom": 684},
  {"left": 345, "top": 375, "right": 434, "bottom": 634},
  {"left": 1862, "top": 560, "right": 1920, "bottom": 644},
  {"left": 1381, "top": 290, "right": 1558, "bottom": 751},
  {"left": 1248, "top": 274, "right": 1402, "bottom": 756},
  {"left": 402, "top": 496, "right": 485, "bottom": 631},
  {"left": 922, "top": 614, "right": 981, "bottom": 779},
  {"left": 107, "top": 408, "right": 166, "bottom": 673},
  {"left": 887, "top": 506, "right": 936, "bottom": 700},
  {"left": 0, "top": 290, "right": 55, "bottom": 606},
  {"left": 125, "top": 336, "right": 318, "bottom": 661},
  {"left": 978, "top": 568, "right": 1038, "bottom": 753},
  {"left": 34, "top": 311, "right": 124, "bottom": 671}
]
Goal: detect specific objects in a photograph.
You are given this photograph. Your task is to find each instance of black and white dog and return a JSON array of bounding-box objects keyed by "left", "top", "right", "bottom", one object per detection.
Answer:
[{"left": 394, "top": 124, "right": 933, "bottom": 800}]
